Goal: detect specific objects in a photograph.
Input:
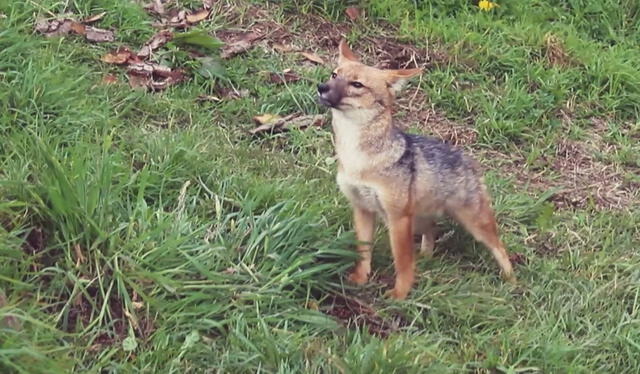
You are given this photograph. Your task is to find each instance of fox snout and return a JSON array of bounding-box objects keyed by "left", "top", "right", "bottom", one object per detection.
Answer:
[{"left": 317, "top": 80, "right": 346, "bottom": 108}]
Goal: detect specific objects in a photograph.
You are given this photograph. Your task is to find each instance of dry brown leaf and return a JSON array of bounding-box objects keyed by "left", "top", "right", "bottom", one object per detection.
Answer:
[
  {"left": 101, "top": 74, "right": 119, "bottom": 85},
  {"left": 165, "top": 9, "right": 188, "bottom": 28},
  {"left": 145, "top": 0, "right": 166, "bottom": 15},
  {"left": 220, "top": 32, "right": 263, "bottom": 59},
  {"left": 269, "top": 69, "right": 300, "bottom": 84},
  {"left": 185, "top": 8, "right": 210, "bottom": 24},
  {"left": 272, "top": 43, "right": 296, "bottom": 53},
  {"left": 253, "top": 113, "right": 284, "bottom": 126},
  {"left": 137, "top": 30, "right": 173, "bottom": 58},
  {"left": 85, "top": 26, "right": 114, "bottom": 42},
  {"left": 35, "top": 18, "right": 113, "bottom": 42},
  {"left": 35, "top": 19, "right": 77, "bottom": 37},
  {"left": 345, "top": 7, "right": 361, "bottom": 21},
  {"left": 300, "top": 51, "right": 325, "bottom": 65},
  {"left": 101, "top": 47, "right": 137, "bottom": 64},
  {"left": 83, "top": 12, "right": 106, "bottom": 24},
  {"left": 215, "top": 87, "right": 250, "bottom": 100},
  {"left": 127, "top": 62, "right": 186, "bottom": 90},
  {"left": 250, "top": 113, "right": 324, "bottom": 135},
  {"left": 69, "top": 22, "right": 86, "bottom": 35}
]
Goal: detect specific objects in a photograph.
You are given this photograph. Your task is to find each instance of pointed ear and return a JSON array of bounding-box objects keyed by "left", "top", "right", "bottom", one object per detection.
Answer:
[
  {"left": 338, "top": 39, "right": 360, "bottom": 64},
  {"left": 386, "top": 68, "right": 423, "bottom": 94}
]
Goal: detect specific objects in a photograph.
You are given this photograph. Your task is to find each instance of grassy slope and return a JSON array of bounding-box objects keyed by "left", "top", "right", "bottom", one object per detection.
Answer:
[{"left": 1, "top": 0, "right": 639, "bottom": 372}]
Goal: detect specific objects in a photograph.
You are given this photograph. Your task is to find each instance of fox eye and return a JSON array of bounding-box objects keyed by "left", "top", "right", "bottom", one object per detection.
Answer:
[
  {"left": 331, "top": 72, "right": 337, "bottom": 79},
  {"left": 350, "top": 81, "right": 364, "bottom": 88}
]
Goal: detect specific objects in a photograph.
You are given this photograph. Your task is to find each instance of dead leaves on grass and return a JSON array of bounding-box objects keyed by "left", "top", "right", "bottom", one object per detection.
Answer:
[
  {"left": 100, "top": 44, "right": 186, "bottom": 90},
  {"left": 250, "top": 113, "right": 325, "bottom": 135},
  {"left": 345, "top": 7, "right": 362, "bottom": 21},
  {"left": 35, "top": 17, "right": 114, "bottom": 43},
  {"left": 147, "top": 1, "right": 213, "bottom": 28},
  {"left": 322, "top": 293, "right": 406, "bottom": 338},
  {"left": 101, "top": 47, "right": 137, "bottom": 65},
  {"left": 127, "top": 62, "right": 187, "bottom": 91},
  {"left": 137, "top": 30, "right": 173, "bottom": 58},
  {"left": 268, "top": 69, "right": 300, "bottom": 84},
  {"left": 300, "top": 51, "right": 325, "bottom": 65},
  {"left": 218, "top": 31, "right": 263, "bottom": 59}
]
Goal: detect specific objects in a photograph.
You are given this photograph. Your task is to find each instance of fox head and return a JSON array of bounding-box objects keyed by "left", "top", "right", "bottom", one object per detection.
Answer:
[{"left": 317, "top": 40, "right": 422, "bottom": 116}]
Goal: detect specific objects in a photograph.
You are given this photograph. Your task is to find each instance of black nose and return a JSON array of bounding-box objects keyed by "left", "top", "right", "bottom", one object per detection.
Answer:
[{"left": 317, "top": 83, "right": 330, "bottom": 94}]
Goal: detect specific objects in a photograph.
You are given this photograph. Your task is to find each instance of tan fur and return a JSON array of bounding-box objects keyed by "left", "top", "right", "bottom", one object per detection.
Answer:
[{"left": 318, "top": 41, "right": 515, "bottom": 300}]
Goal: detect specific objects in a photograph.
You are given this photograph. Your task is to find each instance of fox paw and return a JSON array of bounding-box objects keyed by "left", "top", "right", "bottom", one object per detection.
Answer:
[
  {"left": 347, "top": 270, "right": 369, "bottom": 285},
  {"left": 384, "top": 287, "right": 409, "bottom": 300}
]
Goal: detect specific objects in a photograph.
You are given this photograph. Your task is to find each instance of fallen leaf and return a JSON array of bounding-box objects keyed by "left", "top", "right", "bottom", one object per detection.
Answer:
[
  {"left": 185, "top": 8, "right": 210, "bottom": 24},
  {"left": 253, "top": 113, "right": 284, "bottom": 126},
  {"left": 250, "top": 113, "right": 325, "bottom": 135},
  {"left": 127, "top": 62, "right": 186, "bottom": 90},
  {"left": 215, "top": 87, "right": 250, "bottom": 100},
  {"left": 272, "top": 43, "right": 296, "bottom": 53},
  {"left": 145, "top": 0, "right": 166, "bottom": 15},
  {"left": 101, "top": 47, "right": 136, "bottom": 64},
  {"left": 137, "top": 30, "right": 173, "bottom": 58},
  {"left": 102, "top": 74, "right": 119, "bottom": 85},
  {"left": 269, "top": 69, "right": 300, "bottom": 84},
  {"left": 84, "top": 26, "right": 114, "bottom": 42},
  {"left": 345, "top": 7, "right": 361, "bottom": 21},
  {"left": 35, "top": 18, "right": 113, "bottom": 42},
  {"left": 83, "top": 12, "right": 106, "bottom": 24},
  {"left": 35, "top": 19, "right": 76, "bottom": 37},
  {"left": 127, "top": 72, "right": 149, "bottom": 89},
  {"left": 220, "top": 32, "right": 262, "bottom": 59},
  {"left": 300, "top": 51, "right": 325, "bottom": 65},
  {"left": 69, "top": 22, "right": 86, "bottom": 35},
  {"left": 166, "top": 9, "right": 188, "bottom": 28}
]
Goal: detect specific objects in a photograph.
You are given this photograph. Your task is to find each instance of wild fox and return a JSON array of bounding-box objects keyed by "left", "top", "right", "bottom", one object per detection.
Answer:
[{"left": 317, "top": 41, "right": 515, "bottom": 300}]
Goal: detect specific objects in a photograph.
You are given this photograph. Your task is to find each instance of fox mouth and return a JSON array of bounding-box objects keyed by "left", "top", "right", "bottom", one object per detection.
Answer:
[{"left": 318, "top": 94, "right": 336, "bottom": 108}]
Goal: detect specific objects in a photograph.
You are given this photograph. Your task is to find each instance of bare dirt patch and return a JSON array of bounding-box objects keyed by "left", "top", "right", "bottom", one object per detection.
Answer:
[
  {"left": 395, "top": 88, "right": 478, "bottom": 146},
  {"left": 217, "top": 3, "right": 449, "bottom": 70},
  {"left": 322, "top": 293, "right": 406, "bottom": 338},
  {"left": 544, "top": 33, "right": 574, "bottom": 68},
  {"left": 549, "top": 138, "right": 639, "bottom": 209}
]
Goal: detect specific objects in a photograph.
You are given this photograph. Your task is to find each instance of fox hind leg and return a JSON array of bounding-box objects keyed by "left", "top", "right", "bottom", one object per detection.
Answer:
[
  {"left": 414, "top": 217, "right": 436, "bottom": 258},
  {"left": 450, "top": 197, "right": 515, "bottom": 282}
]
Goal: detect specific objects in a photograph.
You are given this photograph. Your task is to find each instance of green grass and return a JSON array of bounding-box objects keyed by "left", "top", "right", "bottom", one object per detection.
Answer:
[{"left": 1, "top": 0, "right": 639, "bottom": 372}]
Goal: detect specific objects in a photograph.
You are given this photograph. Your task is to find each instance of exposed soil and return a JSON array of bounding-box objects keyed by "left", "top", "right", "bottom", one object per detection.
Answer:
[{"left": 322, "top": 293, "right": 407, "bottom": 338}]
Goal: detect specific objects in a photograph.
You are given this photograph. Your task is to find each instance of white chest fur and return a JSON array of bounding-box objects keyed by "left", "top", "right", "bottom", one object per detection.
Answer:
[
  {"left": 331, "top": 109, "right": 385, "bottom": 213},
  {"left": 331, "top": 109, "right": 378, "bottom": 173}
]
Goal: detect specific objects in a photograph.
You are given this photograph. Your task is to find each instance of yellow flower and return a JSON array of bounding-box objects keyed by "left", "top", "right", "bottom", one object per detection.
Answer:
[{"left": 478, "top": 0, "right": 499, "bottom": 11}]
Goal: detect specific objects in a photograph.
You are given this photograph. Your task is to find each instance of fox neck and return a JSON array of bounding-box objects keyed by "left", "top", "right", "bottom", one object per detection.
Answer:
[{"left": 331, "top": 107, "right": 398, "bottom": 172}]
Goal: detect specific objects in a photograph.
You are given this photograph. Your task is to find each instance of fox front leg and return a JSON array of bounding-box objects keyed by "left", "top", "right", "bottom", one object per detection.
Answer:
[{"left": 348, "top": 207, "right": 376, "bottom": 285}]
